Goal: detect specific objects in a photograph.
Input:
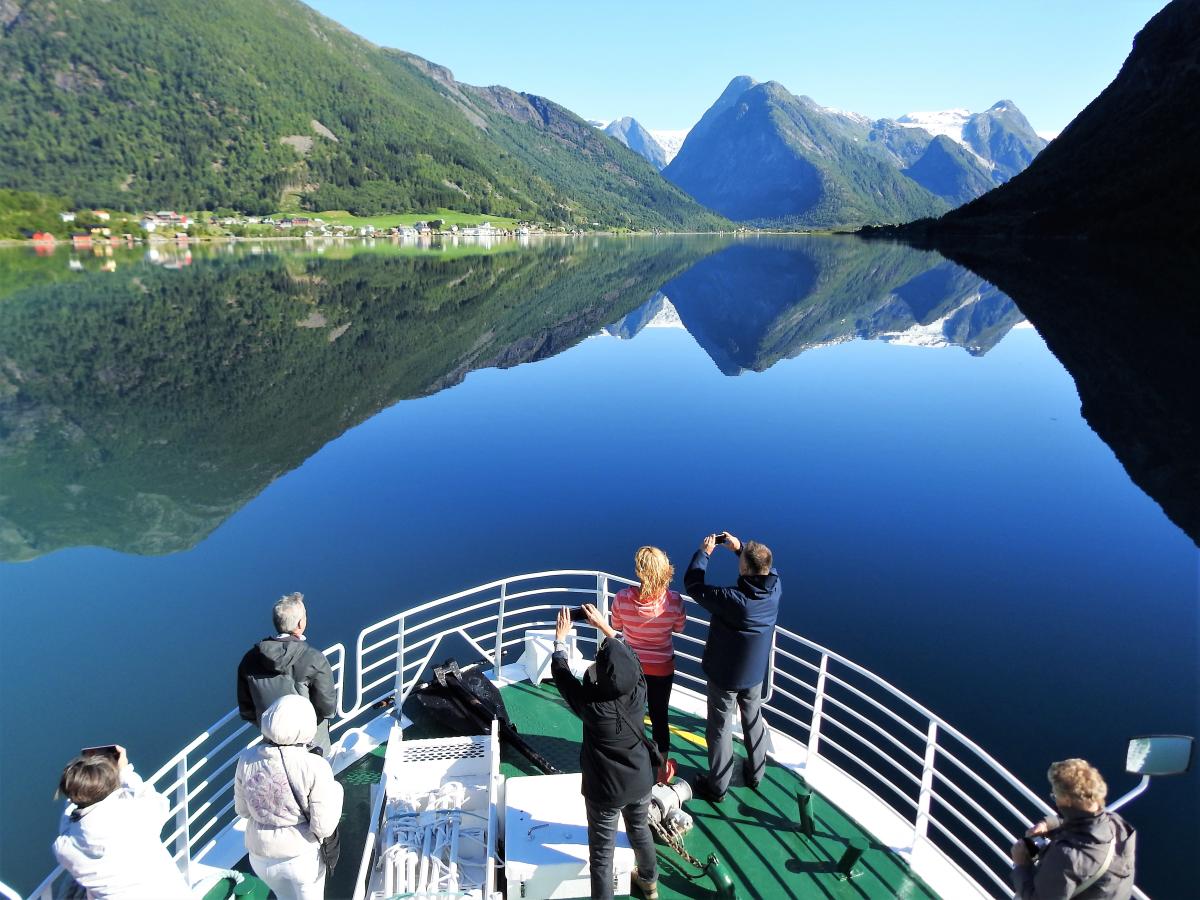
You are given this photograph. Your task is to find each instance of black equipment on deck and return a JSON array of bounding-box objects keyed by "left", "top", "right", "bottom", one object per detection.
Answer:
[{"left": 408, "top": 659, "right": 562, "bottom": 775}]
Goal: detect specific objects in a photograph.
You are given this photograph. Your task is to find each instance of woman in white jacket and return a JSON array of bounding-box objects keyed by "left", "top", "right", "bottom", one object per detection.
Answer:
[
  {"left": 53, "top": 746, "right": 191, "bottom": 900},
  {"left": 235, "top": 694, "right": 344, "bottom": 900}
]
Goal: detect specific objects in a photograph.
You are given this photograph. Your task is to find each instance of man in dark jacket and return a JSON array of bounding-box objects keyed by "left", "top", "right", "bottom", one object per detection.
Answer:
[
  {"left": 684, "top": 532, "right": 780, "bottom": 803},
  {"left": 552, "top": 607, "right": 659, "bottom": 900},
  {"left": 236, "top": 592, "right": 337, "bottom": 756},
  {"left": 1011, "top": 758, "right": 1136, "bottom": 900}
]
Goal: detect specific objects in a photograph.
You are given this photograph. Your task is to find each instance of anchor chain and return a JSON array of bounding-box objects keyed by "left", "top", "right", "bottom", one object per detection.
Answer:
[{"left": 650, "top": 819, "right": 706, "bottom": 877}]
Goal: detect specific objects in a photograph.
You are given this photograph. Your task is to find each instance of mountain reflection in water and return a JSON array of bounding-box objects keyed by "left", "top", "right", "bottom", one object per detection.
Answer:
[
  {"left": 606, "top": 239, "right": 1024, "bottom": 373},
  {"left": 0, "top": 237, "right": 1029, "bottom": 562},
  {"left": 925, "top": 239, "right": 1200, "bottom": 546}
]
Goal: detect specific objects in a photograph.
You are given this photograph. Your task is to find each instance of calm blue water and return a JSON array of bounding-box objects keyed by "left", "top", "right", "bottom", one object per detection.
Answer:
[{"left": 0, "top": 236, "right": 1194, "bottom": 895}]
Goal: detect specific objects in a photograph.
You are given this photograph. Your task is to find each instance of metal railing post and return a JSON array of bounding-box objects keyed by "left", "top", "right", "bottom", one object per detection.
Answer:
[
  {"left": 762, "top": 631, "right": 778, "bottom": 703},
  {"left": 174, "top": 757, "right": 192, "bottom": 883},
  {"left": 494, "top": 582, "right": 507, "bottom": 673},
  {"left": 807, "top": 654, "right": 829, "bottom": 759},
  {"left": 596, "top": 573, "right": 610, "bottom": 650},
  {"left": 596, "top": 573, "right": 609, "bottom": 617},
  {"left": 394, "top": 615, "right": 406, "bottom": 705},
  {"left": 913, "top": 720, "right": 939, "bottom": 849}
]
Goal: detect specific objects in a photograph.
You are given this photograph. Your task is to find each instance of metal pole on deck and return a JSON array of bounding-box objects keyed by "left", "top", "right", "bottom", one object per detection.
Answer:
[{"left": 494, "top": 582, "right": 507, "bottom": 675}]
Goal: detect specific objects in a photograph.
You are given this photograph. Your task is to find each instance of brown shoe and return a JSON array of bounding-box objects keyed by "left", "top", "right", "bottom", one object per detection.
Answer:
[{"left": 632, "top": 866, "right": 659, "bottom": 900}]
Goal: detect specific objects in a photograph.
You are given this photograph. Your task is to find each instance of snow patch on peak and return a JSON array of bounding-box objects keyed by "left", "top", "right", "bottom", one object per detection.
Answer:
[
  {"left": 642, "top": 295, "right": 683, "bottom": 329},
  {"left": 877, "top": 293, "right": 979, "bottom": 349},
  {"left": 820, "top": 104, "right": 872, "bottom": 125},
  {"left": 649, "top": 129, "right": 690, "bottom": 164},
  {"left": 895, "top": 108, "right": 972, "bottom": 143}
]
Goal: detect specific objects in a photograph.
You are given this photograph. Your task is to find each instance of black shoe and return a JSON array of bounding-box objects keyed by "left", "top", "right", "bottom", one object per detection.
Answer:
[
  {"left": 694, "top": 776, "right": 727, "bottom": 804},
  {"left": 743, "top": 762, "right": 763, "bottom": 790}
]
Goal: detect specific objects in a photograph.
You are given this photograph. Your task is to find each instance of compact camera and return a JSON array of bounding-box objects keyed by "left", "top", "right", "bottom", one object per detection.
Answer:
[{"left": 1022, "top": 835, "right": 1051, "bottom": 859}]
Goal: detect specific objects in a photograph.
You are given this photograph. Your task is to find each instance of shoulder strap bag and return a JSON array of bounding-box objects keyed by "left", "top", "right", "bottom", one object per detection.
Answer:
[
  {"left": 276, "top": 746, "right": 341, "bottom": 874},
  {"left": 1069, "top": 837, "right": 1116, "bottom": 899}
]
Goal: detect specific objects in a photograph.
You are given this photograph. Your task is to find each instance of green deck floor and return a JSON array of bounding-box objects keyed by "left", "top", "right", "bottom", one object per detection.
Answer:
[
  {"left": 233, "top": 680, "right": 939, "bottom": 899},
  {"left": 492, "top": 679, "right": 939, "bottom": 900}
]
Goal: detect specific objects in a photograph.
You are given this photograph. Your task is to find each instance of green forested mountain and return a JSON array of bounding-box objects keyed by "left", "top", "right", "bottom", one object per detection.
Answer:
[
  {"left": 0, "top": 0, "right": 726, "bottom": 229},
  {"left": 903, "top": 136, "right": 996, "bottom": 205},
  {"left": 664, "top": 78, "right": 950, "bottom": 228}
]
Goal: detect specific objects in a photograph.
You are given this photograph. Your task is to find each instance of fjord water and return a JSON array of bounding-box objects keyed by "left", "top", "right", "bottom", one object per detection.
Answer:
[{"left": 0, "top": 237, "right": 1194, "bottom": 895}]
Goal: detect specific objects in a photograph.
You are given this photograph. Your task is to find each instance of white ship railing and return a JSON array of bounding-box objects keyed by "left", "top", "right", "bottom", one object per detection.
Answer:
[{"left": 26, "top": 569, "right": 1149, "bottom": 899}]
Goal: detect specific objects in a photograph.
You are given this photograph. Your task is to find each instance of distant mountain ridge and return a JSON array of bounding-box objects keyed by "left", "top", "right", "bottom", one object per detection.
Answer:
[
  {"left": 896, "top": 102, "right": 1047, "bottom": 182},
  {"left": 0, "top": 0, "right": 725, "bottom": 230},
  {"left": 603, "top": 118, "right": 668, "bottom": 169},
  {"left": 664, "top": 77, "right": 1046, "bottom": 228}
]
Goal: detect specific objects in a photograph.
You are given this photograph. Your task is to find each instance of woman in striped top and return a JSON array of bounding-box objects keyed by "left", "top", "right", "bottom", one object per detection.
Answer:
[{"left": 611, "top": 546, "right": 687, "bottom": 776}]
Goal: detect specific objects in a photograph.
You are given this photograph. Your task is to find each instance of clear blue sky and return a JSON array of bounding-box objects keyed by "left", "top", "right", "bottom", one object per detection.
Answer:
[{"left": 306, "top": 0, "right": 1168, "bottom": 135}]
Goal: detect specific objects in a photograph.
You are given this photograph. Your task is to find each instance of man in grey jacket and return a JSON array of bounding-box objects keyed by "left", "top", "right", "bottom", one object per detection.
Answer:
[
  {"left": 1010, "top": 758, "right": 1136, "bottom": 900},
  {"left": 237, "top": 592, "right": 337, "bottom": 756}
]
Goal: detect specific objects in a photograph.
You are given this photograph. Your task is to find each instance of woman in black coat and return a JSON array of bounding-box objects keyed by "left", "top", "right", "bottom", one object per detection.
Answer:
[{"left": 552, "top": 606, "right": 659, "bottom": 900}]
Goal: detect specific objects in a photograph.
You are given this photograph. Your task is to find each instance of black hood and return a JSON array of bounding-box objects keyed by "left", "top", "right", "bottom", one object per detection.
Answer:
[
  {"left": 584, "top": 638, "right": 642, "bottom": 700},
  {"left": 1060, "top": 807, "right": 1123, "bottom": 844},
  {"left": 249, "top": 636, "right": 307, "bottom": 675}
]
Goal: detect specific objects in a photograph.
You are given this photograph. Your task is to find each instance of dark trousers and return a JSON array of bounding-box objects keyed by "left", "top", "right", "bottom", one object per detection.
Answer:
[
  {"left": 584, "top": 791, "right": 657, "bottom": 899},
  {"left": 645, "top": 672, "right": 674, "bottom": 756},
  {"left": 706, "top": 680, "right": 768, "bottom": 794}
]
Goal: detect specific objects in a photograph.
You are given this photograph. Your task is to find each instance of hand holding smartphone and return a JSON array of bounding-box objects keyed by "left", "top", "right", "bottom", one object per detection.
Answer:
[{"left": 81, "top": 744, "right": 120, "bottom": 762}]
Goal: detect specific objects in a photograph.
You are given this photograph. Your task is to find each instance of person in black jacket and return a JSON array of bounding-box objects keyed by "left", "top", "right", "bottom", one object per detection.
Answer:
[
  {"left": 236, "top": 592, "right": 337, "bottom": 757},
  {"left": 551, "top": 607, "right": 659, "bottom": 900},
  {"left": 684, "top": 532, "right": 780, "bottom": 803},
  {"left": 1010, "top": 758, "right": 1136, "bottom": 900}
]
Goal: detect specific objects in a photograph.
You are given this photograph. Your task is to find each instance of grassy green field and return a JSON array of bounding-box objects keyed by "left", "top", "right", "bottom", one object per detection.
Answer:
[{"left": 309, "top": 209, "right": 523, "bottom": 230}]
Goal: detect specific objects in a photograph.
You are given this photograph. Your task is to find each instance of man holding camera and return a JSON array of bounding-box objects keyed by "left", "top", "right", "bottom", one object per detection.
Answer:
[
  {"left": 1010, "top": 758, "right": 1136, "bottom": 899},
  {"left": 684, "top": 532, "right": 780, "bottom": 803}
]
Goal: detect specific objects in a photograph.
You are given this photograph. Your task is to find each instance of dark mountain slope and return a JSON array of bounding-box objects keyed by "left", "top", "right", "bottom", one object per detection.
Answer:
[{"left": 904, "top": 0, "right": 1200, "bottom": 241}]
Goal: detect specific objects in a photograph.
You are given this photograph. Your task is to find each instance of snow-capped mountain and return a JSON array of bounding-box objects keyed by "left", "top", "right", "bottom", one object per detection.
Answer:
[
  {"left": 895, "top": 103, "right": 1047, "bottom": 180},
  {"left": 896, "top": 108, "right": 973, "bottom": 143},
  {"left": 649, "top": 129, "right": 690, "bottom": 165}
]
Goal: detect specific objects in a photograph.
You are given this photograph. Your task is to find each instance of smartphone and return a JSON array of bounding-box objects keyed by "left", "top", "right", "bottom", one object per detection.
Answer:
[
  {"left": 569, "top": 606, "right": 588, "bottom": 623},
  {"left": 715, "top": 533, "right": 727, "bottom": 544},
  {"left": 81, "top": 745, "right": 120, "bottom": 762}
]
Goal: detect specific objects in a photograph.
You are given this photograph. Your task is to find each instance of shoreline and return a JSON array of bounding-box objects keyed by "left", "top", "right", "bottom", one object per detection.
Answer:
[{"left": 0, "top": 228, "right": 849, "bottom": 248}]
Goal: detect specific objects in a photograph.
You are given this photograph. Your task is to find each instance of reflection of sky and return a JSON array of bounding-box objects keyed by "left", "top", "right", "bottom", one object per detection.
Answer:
[{"left": 0, "top": 265, "right": 1196, "bottom": 894}]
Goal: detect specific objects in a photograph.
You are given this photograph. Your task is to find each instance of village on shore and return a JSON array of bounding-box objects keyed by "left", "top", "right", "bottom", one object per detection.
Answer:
[{"left": 24, "top": 208, "right": 545, "bottom": 248}]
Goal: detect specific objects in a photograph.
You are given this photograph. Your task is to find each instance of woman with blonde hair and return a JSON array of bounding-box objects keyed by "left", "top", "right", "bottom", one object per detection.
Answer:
[
  {"left": 1010, "top": 758, "right": 1136, "bottom": 899},
  {"left": 608, "top": 546, "right": 687, "bottom": 781}
]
